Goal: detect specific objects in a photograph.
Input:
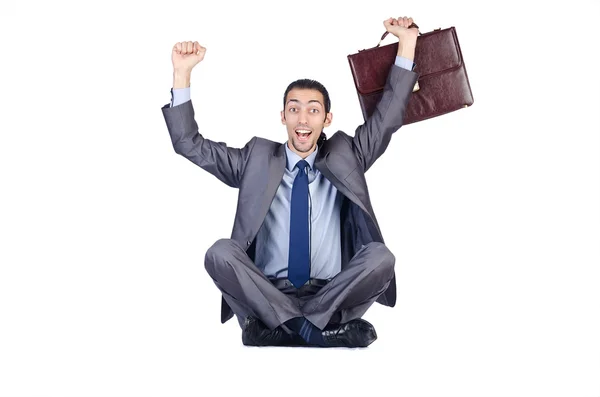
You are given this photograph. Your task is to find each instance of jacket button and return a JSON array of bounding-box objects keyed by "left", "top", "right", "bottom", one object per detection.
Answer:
[{"left": 247, "top": 240, "right": 251, "bottom": 246}]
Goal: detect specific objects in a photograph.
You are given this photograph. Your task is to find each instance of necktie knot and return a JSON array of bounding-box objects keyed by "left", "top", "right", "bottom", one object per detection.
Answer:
[{"left": 295, "top": 160, "right": 309, "bottom": 173}]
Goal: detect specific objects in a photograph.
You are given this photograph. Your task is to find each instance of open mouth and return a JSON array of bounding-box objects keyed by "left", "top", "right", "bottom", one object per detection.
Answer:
[{"left": 295, "top": 128, "right": 312, "bottom": 142}]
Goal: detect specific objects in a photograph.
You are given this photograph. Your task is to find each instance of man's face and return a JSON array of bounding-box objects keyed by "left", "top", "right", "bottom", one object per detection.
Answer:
[{"left": 281, "top": 88, "right": 332, "bottom": 158}]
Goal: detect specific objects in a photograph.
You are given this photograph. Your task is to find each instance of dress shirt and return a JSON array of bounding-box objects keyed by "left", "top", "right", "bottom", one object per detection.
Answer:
[
  {"left": 169, "top": 56, "right": 414, "bottom": 279},
  {"left": 254, "top": 142, "right": 344, "bottom": 279}
]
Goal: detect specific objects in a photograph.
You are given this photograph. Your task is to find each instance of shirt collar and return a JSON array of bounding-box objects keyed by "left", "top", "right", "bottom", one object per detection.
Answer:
[{"left": 284, "top": 141, "right": 318, "bottom": 172}]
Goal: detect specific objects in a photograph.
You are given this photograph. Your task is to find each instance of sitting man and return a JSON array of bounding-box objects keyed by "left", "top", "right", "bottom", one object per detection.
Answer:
[{"left": 161, "top": 16, "right": 419, "bottom": 347}]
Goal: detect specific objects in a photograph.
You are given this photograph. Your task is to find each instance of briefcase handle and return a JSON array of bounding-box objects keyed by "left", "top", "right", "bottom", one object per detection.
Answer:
[{"left": 376, "top": 22, "right": 421, "bottom": 47}]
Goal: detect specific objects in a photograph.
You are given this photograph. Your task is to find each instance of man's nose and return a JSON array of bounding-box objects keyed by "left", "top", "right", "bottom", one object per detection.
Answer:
[{"left": 298, "top": 109, "right": 309, "bottom": 124}]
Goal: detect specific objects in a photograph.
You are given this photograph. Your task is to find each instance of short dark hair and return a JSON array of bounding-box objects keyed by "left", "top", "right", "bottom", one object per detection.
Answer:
[{"left": 283, "top": 79, "right": 331, "bottom": 114}]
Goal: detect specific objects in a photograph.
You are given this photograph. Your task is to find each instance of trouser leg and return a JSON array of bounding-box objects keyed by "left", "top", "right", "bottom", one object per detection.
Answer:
[
  {"left": 301, "top": 242, "right": 395, "bottom": 330},
  {"left": 204, "top": 238, "right": 303, "bottom": 330}
]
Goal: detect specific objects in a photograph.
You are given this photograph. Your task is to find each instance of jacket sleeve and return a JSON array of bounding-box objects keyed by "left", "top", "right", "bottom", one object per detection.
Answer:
[
  {"left": 351, "top": 64, "right": 419, "bottom": 172},
  {"left": 162, "top": 100, "right": 256, "bottom": 188}
]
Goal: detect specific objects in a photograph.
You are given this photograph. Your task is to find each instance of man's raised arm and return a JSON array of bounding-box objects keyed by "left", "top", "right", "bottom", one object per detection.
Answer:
[
  {"left": 162, "top": 41, "right": 256, "bottom": 188},
  {"left": 352, "top": 16, "right": 419, "bottom": 173}
]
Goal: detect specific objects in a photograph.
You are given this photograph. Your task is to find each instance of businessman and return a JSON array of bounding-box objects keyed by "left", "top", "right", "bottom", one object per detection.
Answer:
[{"left": 162, "top": 16, "right": 419, "bottom": 347}]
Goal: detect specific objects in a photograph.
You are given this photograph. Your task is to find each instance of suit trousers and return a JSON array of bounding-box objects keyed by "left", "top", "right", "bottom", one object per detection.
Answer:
[{"left": 204, "top": 238, "right": 395, "bottom": 331}]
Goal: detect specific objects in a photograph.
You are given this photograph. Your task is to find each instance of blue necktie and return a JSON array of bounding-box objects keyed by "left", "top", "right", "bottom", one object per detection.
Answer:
[{"left": 288, "top": 160, "right": 310, "bottom": 288}]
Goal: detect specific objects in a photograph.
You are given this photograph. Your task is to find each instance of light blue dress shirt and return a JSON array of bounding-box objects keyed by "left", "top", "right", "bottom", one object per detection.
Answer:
[
  {"left": 170, "top": 56, "right": 414, "bottom": 279},
  {"left": 254, "top": 142, "right": 344, "bottom": 279}
]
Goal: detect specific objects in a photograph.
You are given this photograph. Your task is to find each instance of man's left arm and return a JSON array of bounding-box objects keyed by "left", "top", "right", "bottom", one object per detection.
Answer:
[{"left": 352, "top": 16, "right": 419, "bottom": 172}]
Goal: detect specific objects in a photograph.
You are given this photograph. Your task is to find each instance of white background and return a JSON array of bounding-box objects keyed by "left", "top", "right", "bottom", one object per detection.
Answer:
[{"left": 1, "top": 0, "right": 599, "bottom": 396}]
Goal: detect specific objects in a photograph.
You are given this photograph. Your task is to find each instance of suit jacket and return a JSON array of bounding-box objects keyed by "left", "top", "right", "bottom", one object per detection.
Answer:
[{"left": 162, "top": 65, "right": 419, "bottom": 324}]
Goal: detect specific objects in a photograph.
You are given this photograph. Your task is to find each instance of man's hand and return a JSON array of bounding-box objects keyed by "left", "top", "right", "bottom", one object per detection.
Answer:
[
  {"left": 172, "top": 41, "right": 206, "bottom": 72},
  {"left": 384, "top": 16, "right": 418, "bottom": 61},
  {"left": 171, "top": 41, "right": 206, "bottom": 88}
]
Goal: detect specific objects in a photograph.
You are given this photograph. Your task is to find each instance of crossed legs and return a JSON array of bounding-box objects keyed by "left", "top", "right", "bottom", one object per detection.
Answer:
[{"left": 204, "top": 238, "right": 395, "bottom": 333}]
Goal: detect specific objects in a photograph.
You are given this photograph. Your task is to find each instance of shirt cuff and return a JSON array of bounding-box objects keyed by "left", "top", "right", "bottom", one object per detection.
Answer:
[
  {"left": 170, "top": 87, "right": 191, "bottom": 107},
  {"left": 395, "top": 56, "right": 416, "bottom": 71}
]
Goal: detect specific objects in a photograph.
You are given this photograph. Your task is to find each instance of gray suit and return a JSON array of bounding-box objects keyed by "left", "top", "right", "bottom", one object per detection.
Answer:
[{"left": 162, "top": 64, "right": 418, "bottom": 331}]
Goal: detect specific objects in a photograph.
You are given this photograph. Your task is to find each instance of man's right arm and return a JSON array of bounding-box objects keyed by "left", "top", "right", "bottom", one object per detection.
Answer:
[{"left": 163, "top": 41, "right": 256, "bottom": 188}]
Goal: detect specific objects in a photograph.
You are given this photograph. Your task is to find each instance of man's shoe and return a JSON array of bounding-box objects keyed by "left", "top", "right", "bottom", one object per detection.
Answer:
[
  {"left": 321, "top": 318, "right": 377, "bottom": 347},
  {"left": 242, "top": 316, "right": 305, "bottom": 347}
]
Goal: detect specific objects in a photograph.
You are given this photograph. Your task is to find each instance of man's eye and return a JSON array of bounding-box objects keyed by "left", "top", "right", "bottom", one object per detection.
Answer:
[
  {"left": 310, "top": 109, "right": 319, "bottom": 113},
  {"left": 289, "top": 107, "right": 296, "bottom": 112}
]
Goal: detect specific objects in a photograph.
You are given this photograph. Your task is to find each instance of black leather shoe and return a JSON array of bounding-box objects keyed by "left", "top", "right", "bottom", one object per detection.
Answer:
[
  {"left": 242, "top": 316, "right": 305, "bottom": 347},
  {"left": 321, "top": 318, "right": 377, "bottom": 347}
]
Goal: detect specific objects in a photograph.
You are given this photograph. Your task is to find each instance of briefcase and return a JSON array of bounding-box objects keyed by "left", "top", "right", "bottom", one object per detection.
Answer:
[{"left": 347, "top": 25, "right": 474, "bottom": 124}]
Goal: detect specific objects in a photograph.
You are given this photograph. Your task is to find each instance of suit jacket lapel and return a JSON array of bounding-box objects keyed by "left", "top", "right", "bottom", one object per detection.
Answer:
[
  {"left": 255, "top": 140, "right": 370, "bottom": 237},
  {"left": 314, "top": 151, "right": 370, "bottom": 217},
  {"left": 254, "top": 143, "right": 286, "bottom": 235}
]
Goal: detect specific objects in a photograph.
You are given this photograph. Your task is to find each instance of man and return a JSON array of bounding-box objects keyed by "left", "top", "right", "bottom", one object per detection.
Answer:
[{"left": 162, "top": 16, "right": 419, "bottom": 348}]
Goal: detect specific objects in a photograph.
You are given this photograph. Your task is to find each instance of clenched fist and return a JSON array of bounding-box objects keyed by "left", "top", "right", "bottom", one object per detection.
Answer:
[
  {"left": 172, "top": 41, "right": 206, "bottom": 73},
  {"left": 384, "top": 16, "right": 419, "bottom": 46}
]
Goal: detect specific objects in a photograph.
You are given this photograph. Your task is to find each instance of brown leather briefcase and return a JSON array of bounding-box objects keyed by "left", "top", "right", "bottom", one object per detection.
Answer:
[{"left": 347, "top": 25, "right": 474, "bottom": 124}]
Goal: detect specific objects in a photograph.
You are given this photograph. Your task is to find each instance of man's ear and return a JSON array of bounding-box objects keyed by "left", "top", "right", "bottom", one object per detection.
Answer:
[
  {"left": 280, "top": 110, "right": 286, "bottom": 125},
  {"left": 324, "top": 112, "right": 333, "bottom": 127}
]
